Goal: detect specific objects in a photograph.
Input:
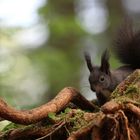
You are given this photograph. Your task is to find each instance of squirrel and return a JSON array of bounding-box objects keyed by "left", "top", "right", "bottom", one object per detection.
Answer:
[{"left": 84, "top": 21, "right": 140, "bottom": 106}]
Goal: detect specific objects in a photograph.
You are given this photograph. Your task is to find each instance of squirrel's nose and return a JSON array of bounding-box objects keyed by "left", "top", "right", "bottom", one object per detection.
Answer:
[
  {"left": 90, "top": 84, "right": 101, "bottom": 93},
  {"left": 94, "top": 85, "right": 102, "bottom": 93}
]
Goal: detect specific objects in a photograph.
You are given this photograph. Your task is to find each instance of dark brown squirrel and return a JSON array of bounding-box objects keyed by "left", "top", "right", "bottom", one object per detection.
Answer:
[{"left": 84, "top": 21, "right": 140, "bottom": 106}]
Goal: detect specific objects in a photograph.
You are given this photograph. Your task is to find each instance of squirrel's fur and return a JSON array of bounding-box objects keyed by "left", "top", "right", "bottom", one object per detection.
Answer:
[
  {"left": 114, "top": 20, "right": 140, "bottom": 68},
  {"left": 85, "top": 21, "right": 140, "bottom": 106}
]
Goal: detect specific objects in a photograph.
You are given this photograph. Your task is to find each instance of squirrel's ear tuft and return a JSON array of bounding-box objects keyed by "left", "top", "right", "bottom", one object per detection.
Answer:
[
  {"left": 84, "top": 52, "right": 94, "bottom": 72},
  {"left": 100, "top": 50, "right": 110, "bottom": 75}
]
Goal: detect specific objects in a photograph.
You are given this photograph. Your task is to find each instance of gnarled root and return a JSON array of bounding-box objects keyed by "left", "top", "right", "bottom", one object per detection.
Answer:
[{"left": 0, "top": 87, "right": 97, "bottom": 125}]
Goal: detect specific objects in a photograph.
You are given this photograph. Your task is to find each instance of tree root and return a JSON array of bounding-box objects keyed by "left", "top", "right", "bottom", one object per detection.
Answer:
[{"left": 0, "top": 87, "right": 97, "bottom": 125}]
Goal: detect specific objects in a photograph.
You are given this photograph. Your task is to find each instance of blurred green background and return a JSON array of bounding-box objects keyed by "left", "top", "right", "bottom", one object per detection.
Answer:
[{"left": 0, "top": 0, "right": 140, "bottom": 108}]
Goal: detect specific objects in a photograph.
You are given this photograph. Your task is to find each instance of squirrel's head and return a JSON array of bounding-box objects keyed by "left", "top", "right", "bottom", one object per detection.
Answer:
[{"left": 84, "top": 50, "right": 112, "bottom": 104}]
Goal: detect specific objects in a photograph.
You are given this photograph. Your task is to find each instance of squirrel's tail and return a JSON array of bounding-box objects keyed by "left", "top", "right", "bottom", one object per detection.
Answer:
[{"left": 114, "top": 20, "right": 140, "bottom": 68}]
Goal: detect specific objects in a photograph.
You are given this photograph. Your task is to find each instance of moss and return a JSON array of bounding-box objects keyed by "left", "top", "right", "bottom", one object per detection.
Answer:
[
  {"left": 47, "top": 108, "right": 91, "bottom": 132},
  {"left": 111, "top": 70, "right": 140, "bottom": 105},
  {"left": 2, "top": 123, "right": 24, "bottom": 132},
  {"left": 68, "top": 109, "right": 87, "bottom": 131},
  {"left": 41, "top": 108, "right": 90, "bottom": 133}
]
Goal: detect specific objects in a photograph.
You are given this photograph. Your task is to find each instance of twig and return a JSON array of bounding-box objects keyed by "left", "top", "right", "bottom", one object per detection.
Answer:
[{"left": 36, "top": 121, "right": 66, "bottom": 140}]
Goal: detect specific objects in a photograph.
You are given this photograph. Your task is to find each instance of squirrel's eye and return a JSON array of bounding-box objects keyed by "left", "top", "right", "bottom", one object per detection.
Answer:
[{"left": 99, "top": 75, "right": 105, "bottom": 82}]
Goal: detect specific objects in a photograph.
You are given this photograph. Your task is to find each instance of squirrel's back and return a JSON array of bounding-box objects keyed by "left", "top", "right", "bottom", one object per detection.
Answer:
[{"left": 114, "top": 20, "right": 140, "bottom": 68}]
